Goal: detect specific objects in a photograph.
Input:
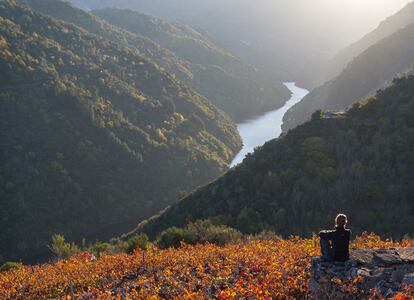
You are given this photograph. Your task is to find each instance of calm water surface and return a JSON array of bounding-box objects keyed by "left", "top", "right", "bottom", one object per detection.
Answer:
[{"left": 231, "top": 82, "right": 309, "bottom": 167}]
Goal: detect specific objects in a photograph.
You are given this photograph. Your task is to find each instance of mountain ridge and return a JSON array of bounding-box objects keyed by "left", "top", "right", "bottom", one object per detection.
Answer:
[
  {"left": 21, "top": 0, "right": 290, "bottom": 122},
  {"left": 324, "top": 1, "right": 414, "bottom": 83},
  {"left": 90, "top": 7, "right": 291, "bottom": 121},
  {"left": 133, "top": 73, "right": 414, "bottom": 240},
  {"left": 283, "top": 21, "right": 414, "bottom": 132},
  {"left": 0, "top": 0, "right": 241, "bottom": 263}
]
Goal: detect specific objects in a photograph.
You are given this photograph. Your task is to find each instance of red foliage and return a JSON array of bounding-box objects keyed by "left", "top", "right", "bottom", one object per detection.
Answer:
[{"left": 0, "top": 234, "right": 412, "bottom": 299}]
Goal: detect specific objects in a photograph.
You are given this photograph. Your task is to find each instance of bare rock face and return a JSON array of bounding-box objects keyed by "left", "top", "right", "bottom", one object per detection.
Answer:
[{"left": 309, "top": 247, "right": 414, "bottom": 299}]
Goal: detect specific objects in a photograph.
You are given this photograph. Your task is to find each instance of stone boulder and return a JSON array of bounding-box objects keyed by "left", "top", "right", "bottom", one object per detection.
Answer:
[{"left": 309, "top": 247, "right": 414, "bottom": 299}]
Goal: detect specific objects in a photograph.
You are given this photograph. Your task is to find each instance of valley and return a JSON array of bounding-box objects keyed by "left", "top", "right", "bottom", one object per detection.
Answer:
[
  {"left": 135, "top": 74, "right": 414, "bottom": 240},
  {"left": 0, "top": 1, "right": 413, "bottom": 298},
  {"left": 231, "top": 83, "right": 309, "bottom": 166}
]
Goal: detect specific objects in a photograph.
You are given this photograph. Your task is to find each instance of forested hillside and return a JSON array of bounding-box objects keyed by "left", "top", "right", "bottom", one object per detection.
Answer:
[
  {"left": 68, "top": 0, "right": 411, "bottom": 89},
  {"left": 325, "top": 1, "right": 414, "bottom": 82},
  {"left": 22, "top": 0, "right": 290, "bottom": 121},
  {"left": 0, "top": 0, "right": 241, "bottom": 263},
  {"left": 18, "top": 0, "right": 193, "bottom": 87},
  {"left": 283, "top": 22, "right": 414, "bottom": 132},
  {"left": 92, "top": 8, "right": 290, "bottom": 121},
  {"left": 135, "top": 74, "right": 414, "bottom": 239}
]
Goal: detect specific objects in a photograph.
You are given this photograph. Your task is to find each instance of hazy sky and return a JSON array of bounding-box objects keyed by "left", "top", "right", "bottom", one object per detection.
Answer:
[
  {"left": 68, "top": 0, "right": 414, "bottom": 84},
  {"left": 328, "top": 0, "right": 413, "bottom": 36},
  {"left": 347, "top": 0, "right": 411, "bottom": 14},
  {"left": 73, "top": 0, "right": 414, "bottom": 45},
  {"left": 257, "top": 0, "right": 414, "bottom": 46}
]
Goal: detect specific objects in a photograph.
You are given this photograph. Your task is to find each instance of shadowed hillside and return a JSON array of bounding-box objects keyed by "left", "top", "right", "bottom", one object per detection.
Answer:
[
  {"left": 22, "top": 0, "right": 290, "bottom": 121},
  {"left": 92, "top": 8, "right": 291, "bottom": 121},
  {"left": 283, "top": 22, "right": 414, "bottom": 132},
  {"left": 134, "top": 74, "right": 414, "bottom": 239},
  {"left": 0, "top": 0, "right": 241, "bottom": 263},
  {"left": 325, "top": 1, "right": 414, "bottom": 83}
]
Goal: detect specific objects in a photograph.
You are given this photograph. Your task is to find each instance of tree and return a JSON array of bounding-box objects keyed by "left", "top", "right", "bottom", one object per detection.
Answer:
[
  {"left": 156, "top": 227, "right": 188, "bottom": 249},
  {"left": 49, "top": 234, "right": 79, "bottom": 259},
  {"left": 311, "top": 110, "right": 323, "bottom": 121},
  {"left": 124, "top": 234, "right": 149, "bottom": 254}
]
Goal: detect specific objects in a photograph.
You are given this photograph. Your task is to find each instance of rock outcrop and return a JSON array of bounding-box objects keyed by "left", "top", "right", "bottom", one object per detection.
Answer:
[{"left": 309, "top": 247, "right": 414, "bottom": 299}]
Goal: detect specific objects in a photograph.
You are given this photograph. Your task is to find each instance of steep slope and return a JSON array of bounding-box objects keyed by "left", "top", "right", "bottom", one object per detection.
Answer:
[
  {"left": 18, "top": 0, "right": 194, "bottom": 85},
  {"left": 325, "top": 1, "right": 414, "bottom": 82},
  {"left": 135, "top": 74, "right": 414, "bottom": 239},
  {"left": 22, "top": 0, "right": 290, "bottom": 121},
  {"left": 92, "top": 8, "right": 291, "bottom": 121},
  {"left": 282, "top": 23, "right": 414, "bottom": 132},
  {"left": 68, "top": 0, "right": 412, "bottom": 89},
  {"left": 0, "top": 0, "right": 241, "bottom": 262}
]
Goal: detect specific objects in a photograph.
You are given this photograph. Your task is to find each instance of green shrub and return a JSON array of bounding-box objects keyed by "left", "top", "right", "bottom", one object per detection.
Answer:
[
  {"left": 187, "top": 219, "right": 242, "bottom": 245},
  {"left": 0, "top": 261, "right": 22, "bottom": 272},
  {"left": 49, "top": 234, "right": 79, "bottom": 259},
  {"left": 311, "top": 110, "right": 323, "bottom": 120},
  {"left": 156, "top": 220, "right": 242, "bottom": 249},
  {"left": 124, "top": 234, "right": 149, "bottom": 254},
  {"left": 155, "top": 227, "right": 188, "bottom": 249},
  {"left": 203, "top": 225, "right": 242, "bottom": 246},
  {"left": 90, "top": 241, "right": 111, "bottom": 257}
]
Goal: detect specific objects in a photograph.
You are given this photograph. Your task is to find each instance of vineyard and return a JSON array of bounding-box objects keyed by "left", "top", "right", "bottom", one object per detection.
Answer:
[{"left": 0, "top": 233, "right": 413, "bottom": 299}]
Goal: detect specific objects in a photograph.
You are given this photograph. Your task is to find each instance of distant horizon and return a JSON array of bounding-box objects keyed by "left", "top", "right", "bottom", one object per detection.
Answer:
[{"left": 69, "top": 0, "right": 414, "bottom": 48}]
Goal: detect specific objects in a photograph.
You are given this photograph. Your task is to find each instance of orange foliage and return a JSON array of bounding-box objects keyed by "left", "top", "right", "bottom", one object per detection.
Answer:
[{"left": 0, "top": 234, "right": 412, "bottom": 299}]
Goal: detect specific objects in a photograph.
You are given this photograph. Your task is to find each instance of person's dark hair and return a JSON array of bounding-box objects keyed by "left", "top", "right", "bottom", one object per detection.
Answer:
[{"left": 335, "top": 213, "right": 348, "bottom": 229}]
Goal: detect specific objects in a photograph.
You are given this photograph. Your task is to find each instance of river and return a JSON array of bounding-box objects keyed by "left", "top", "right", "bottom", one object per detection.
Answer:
[{"left": 230, "top": 82, "right": 309, "bottom": 167}]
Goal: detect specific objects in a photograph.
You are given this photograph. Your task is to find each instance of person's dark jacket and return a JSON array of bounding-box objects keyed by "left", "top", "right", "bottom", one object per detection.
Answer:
[{"left": 319, "top": 227, "right": 351, "bottom": 261}]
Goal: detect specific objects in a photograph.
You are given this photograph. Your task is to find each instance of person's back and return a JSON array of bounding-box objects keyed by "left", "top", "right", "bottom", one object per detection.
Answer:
[{"left": 319, "top": 214, "right": 351, "bottom": 262}]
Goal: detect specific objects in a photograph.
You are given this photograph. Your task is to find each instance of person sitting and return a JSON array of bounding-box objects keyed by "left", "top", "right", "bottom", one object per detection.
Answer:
[{"left": 319, "top": 213, "right": 351, "bottom": 262}]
